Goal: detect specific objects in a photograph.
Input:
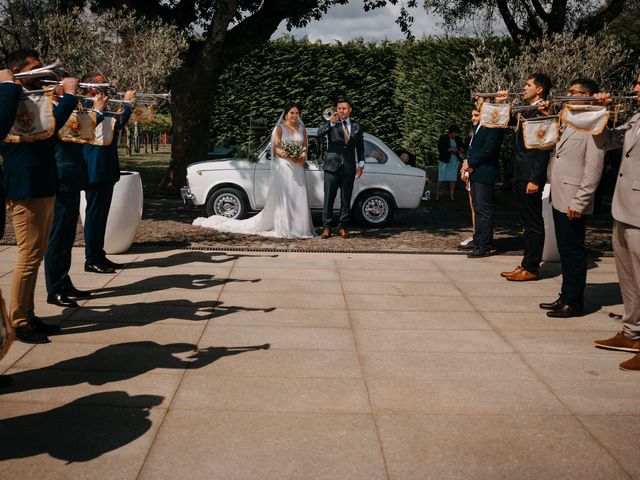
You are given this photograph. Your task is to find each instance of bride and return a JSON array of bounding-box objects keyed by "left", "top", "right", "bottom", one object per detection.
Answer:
[{"left": 193, "top": 102, "right": 316, "bottom": 238}]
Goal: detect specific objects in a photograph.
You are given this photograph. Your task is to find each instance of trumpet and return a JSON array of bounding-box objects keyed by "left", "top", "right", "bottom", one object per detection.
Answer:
[
  {"left": 322, "top": 107, "right": 343, "bottom": 122},
  {"left": 14, "top": 60, "right": 63, "bottom": 81},
  {"left": 551, "top": 95, "right": 637, "bottom": 103},
  {"left": 41, "top": 80, "right": 115, "bottom": 91},
  {"left": 470, "top": 91, "right": 521, "bottom": 100},
  {"left": 77, "top": 94, "right": 133, "bottom": 106},
  {"left": 116, "top": 92, "right": 171, "bottom": 104}
]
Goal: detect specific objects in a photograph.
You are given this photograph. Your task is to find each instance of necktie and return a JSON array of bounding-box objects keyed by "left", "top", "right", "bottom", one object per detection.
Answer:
[{"left": 342, "top": 121, "right": 349, "bottom": 144}]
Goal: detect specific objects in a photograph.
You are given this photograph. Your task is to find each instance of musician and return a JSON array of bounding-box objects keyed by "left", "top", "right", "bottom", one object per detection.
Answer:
[
  {"left": 44, "top": 90, "right": 108, "bottom": 308},
  {"left": 497, "top": 73, "right": 553, "bottom": 281},
  {"left": 0, "top": 68, "right": 23, "bottom": 387},
  {"left": 592, "top": 74, "right": 640, "bottom": 371},
  {"left": 1, "top": 50, "right": 77, "bottom": 344},
  {"left": 81, "top": 73, "right": 134, "bottom": 273},
  {"left": 538, "top": 79, "right": 604, "bottom": 318}
]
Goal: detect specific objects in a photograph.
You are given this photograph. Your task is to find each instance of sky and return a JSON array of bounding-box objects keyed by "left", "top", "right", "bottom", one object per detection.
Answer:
[{"left": 272, "top": 2, "right": 448, "bottom": 43}]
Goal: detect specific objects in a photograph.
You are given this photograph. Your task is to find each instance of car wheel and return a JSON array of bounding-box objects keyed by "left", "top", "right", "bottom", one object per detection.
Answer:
[
  {"left": 205, "top": 187, "right": 248, "bottom": 219},
  {"left": 355, "top": 191, "right": 395, "bottom": 227}
]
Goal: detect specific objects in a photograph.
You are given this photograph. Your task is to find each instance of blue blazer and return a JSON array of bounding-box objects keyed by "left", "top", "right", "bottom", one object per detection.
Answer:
[
  {"left": 0, "top": 82, "right": 24, "bottom": 238},
  {"left": 83, "top": 103, "right": 132, "bottom": 184},
  {"left": 55, "top": 111, "right": 104, "bottom": 193},
  {"left": 1, "top": 93, "right": 76, "bottom": 200},
  {"left": 317, "top": 120, "right": 365, "bottom": 175},
  {"left": 467, "top": 126, "right": 505, "bottom": 185}
]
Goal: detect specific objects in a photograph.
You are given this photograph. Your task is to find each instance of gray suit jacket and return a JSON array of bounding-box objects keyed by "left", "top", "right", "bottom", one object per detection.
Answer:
[
  {"left": 594, "top": 113, "right": 640, "bottom": 228},
  {"left": 548, "top": 126, "right": 604, "bottom": 215}
]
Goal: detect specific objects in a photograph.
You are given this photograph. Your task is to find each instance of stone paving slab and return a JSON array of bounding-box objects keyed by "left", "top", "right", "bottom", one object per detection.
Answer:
[{"left": 0, "top": 248, "right": 637, "bottom": 479}]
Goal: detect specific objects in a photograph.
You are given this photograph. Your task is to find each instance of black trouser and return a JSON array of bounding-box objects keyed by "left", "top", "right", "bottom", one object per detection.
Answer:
[
  {"left": 553, "top": 207, "right": 588, "bottom": 309},
  {"left": 45, "top": 190, "right": 80, "bottom": 294},
  {"left": 323, "top": 166, "right": 355, "bottom": 228},
  {"left": 84, "top": 181, "right": 114, "bottom": 264},
  {"left": 470, "top": 180, "right": 494, "bottom": 252},
  {"left": 513, "top": 180, "right": 544, "bottom": 273}
]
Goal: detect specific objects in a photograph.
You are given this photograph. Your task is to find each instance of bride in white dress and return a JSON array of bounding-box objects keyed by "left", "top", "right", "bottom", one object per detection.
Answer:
[{"left": 193, "top": 102, "right": 316, "bottom": 238}]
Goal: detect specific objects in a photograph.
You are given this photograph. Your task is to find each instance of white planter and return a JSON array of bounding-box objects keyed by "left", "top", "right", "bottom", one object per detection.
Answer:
[
  {"left": 80, "top": 171, "right": 143, "bottom": 254},
  {"left": 541, "top": 183, "right": 560, "bottom": 263}
]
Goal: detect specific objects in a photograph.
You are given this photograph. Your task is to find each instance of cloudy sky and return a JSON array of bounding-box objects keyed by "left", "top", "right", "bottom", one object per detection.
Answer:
[{"left": 272, "top": 2, "right": 448, "bottom": 43}]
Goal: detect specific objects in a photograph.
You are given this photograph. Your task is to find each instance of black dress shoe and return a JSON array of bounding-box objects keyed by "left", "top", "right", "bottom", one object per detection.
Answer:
[
  {"left": 30, "top": 316, "right": 61, "bottom": 334},
  {"left": 63, "top": 285, "right": 91, "bottom": 299},
  {"left": 47, "top": 293, "right": 78, "bottom": 308},
  {"left": 539, "top": 298, "right": 564, "bottom": 310},
  {"left": 103, "top": 258, "right": 124, "bottom": 269},
  {"left": 0, "top": 374, "right": 12, "bottom": 387},
  {"left": 15, "top": 325, "right": 50, "bottom": 344},
  {"left": 467, "top": 249, "right": 492, "bottom": 258},
  {"left": 85, "top": 262, "right": 116, "bottom": 274},
  {"left": 546, "top": 304, "right": 584, "bottom": 318}
]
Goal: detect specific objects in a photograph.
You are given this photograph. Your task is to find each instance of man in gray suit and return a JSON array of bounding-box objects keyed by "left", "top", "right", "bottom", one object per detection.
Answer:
[
  {"left": 317, "top": 98, "right": 364, "bottom": 239},
  {"left": 592, "top": 74, "right": 640, "bottom": 371},
  {"left": 539, "top": 79, "right": 604, "bottom": 318}
]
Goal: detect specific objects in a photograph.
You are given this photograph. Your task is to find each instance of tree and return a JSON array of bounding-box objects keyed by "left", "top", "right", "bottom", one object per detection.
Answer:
[
  {"left": 423, "top": 0, "right": 632, "bottom": 43},
  {"left": 82, "top": 0, "right": 416, "bottom": 192}
]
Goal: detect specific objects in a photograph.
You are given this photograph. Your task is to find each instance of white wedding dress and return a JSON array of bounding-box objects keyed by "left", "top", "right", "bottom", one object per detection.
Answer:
[{"left": 193, "top": 123, "right": 316, "bottom": 238}]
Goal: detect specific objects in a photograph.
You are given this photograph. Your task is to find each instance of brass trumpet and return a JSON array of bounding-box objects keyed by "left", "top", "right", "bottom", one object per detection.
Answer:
[
  {"left": 13, "top": 60, "right": 63, "bottom": 81},
  {"left": 470, "top": 91, "right": 521, "bottom": 100}
]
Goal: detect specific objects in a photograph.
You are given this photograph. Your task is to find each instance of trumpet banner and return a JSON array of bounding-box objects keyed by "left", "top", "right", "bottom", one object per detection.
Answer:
[
  {"left": 480, "top": 103, "right": 511, "bottom": 128},
  {"left": 4, "top": 90, "right": 55, "bottom": 143},
  {"left": 0, "top": 289, "right": 14, "bottom": 362},
  {"left": 131, "top": 105, "right": 153, "bottom": 123},
  {"left": 560, "top": 104, "right": 609, "bottom": 135},
  {"left": 522, "top": 116, "right": 559, "bottom": 149},
  {"left": 58, "top": 110, "right": 97, "bottom": 143},
  {"left": 90, "top": 116, "right": 117, "bottom": 146}
]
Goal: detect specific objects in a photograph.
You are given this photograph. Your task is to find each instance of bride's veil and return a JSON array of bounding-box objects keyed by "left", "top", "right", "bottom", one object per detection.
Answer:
[{"left": 269, "top": 107, "right": 306, "bottom": 169}]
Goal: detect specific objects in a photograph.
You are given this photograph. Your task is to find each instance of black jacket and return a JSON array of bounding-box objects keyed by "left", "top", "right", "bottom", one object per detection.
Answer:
[
  {"left": 511, "top": 109, "right": 551, "bottom": 185},
  {"left": 437, "top": 134, "right": 461, "bottom": 163},
  {"left": 317, "top": 119, "right": 364, "bottom": 175}
]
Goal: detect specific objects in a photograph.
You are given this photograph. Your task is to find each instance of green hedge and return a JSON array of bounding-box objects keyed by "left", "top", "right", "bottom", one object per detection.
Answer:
[{"left": 210, "top": 37, "right": 486, "bottom": 167}]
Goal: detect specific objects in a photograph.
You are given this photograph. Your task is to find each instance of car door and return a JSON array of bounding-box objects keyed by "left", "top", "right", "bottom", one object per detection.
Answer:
[
  {"left": 252, "top": 149, "right": 272, "bottom": 209},
  {"left": 305, "top": 134, "right": 325, "bottom": 208}
]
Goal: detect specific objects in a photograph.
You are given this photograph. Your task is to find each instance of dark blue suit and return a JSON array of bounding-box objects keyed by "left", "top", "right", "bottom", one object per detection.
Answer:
[
  {"left": 0, "top": 82, "right": 23, "bottom": 239},
  {"left": 45, "top": 111, "right": 103, "bottom": 294},
  {"left": 467, "top": 126, "right": 505, "bottom": 252},
  {"left": 82, "top": 104, "right": 132, "bottom": 264}
]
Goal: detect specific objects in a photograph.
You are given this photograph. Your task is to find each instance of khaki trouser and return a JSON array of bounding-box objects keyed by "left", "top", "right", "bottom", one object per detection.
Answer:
[
  {"left": 612, "top": 220, "right": 640, "bottom": 340},
  {"left": 7, "top": 196, "right": 55, "bottom": 327}
]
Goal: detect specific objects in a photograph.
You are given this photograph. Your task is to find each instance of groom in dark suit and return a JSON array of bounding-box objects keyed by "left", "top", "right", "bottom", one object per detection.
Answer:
[{"left": 317, "top": 98, "right": 365, "bottom": 238}]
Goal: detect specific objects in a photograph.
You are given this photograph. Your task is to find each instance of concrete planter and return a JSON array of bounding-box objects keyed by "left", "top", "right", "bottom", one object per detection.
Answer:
[{"left": 80, "top": 171, "right": 143, "bottom": 254}]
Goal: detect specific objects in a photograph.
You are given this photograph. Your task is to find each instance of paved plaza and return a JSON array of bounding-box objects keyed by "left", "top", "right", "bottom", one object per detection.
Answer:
[{"left": 0, "top": 246, "right": 638, "bottom": 479}]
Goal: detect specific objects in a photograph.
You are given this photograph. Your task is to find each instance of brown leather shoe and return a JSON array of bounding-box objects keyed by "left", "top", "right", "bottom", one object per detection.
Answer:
[
  {"left": 505, "top": 269, "right": 538, "bottom": 281},
  {"left": 619, "top": 353, "right": 640, "bottom": 371},
  {"left": 500, "top": 266, "right": 522, "bottom": 278},
  {"left": 338, "top": 228, "right": 349, "bottom": 239},
  {"left": 594, "top": 332, "right": 640, "bottom": 353},
  {"left": 321, "top": 228, "right": 331, "bottom": 239}
]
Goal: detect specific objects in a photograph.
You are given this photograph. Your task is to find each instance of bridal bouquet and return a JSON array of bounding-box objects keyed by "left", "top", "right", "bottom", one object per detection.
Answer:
[{"left": 278, "top": 140, "right": 306, "bottom": 160}]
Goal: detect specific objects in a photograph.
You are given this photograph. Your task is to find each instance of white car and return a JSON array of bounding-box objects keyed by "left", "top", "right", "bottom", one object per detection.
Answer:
[{"left": 181, "top": 128, "right": 426, "bottom": 227}]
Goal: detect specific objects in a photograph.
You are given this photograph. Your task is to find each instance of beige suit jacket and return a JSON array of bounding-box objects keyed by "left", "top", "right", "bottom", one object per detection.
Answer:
[
  {"left": 548, "top": 126, "right": 604, "bottom": 215},
  {"left": 595, "top": 113, "right": 640, "bottom": 228}
]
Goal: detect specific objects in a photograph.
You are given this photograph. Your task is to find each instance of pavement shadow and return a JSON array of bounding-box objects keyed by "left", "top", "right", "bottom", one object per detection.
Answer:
[
  {"left": 584, "top": 282, "right": 623, "bottom": 313},
  {"left": 1, "top": 341, "right": 270, "bottom": 396},
  {"left": 0, "top": 391, "right": 163, "bottom": 463},
  {"left": 88, "top": 273, "right": 260, "bottom": 300},
  {"left": 124, "top": 251, "right": 279, "bottom": 270},
  {"left": 51, "top": 300, "right": 275, "bottom": 336}
]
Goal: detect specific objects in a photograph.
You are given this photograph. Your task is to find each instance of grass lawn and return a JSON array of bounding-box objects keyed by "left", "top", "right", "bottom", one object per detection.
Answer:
[{"left": 119, "top": 146, "right": 172, "bottom": 198}]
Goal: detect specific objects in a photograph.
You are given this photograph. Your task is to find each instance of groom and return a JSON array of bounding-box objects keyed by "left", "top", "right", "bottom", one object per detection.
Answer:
[{"left": 317, "top": 98, "right": 365, "bottom": 239}]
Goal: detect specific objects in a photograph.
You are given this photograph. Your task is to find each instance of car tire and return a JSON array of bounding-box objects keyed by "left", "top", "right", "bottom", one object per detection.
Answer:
[
  {"left": 354, "top": 190, "right": 395, "bottom": 227},
  {"left": 205, "top": 187, "right": 248, "bottom": 219}
]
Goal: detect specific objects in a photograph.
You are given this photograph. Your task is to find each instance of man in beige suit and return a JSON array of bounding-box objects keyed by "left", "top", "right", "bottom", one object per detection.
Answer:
[
  {"left": 539, "top": 79, "right": 604, "bottom": 318},
  {"left": 592, "top": 74, "right": 640, "bottom": 371}
]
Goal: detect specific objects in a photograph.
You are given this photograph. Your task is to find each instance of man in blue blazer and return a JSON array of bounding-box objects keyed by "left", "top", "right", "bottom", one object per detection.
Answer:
[
  {"left": 462, "top": 115, "right": 505, "bottom": 257},
  {"left": 44, "top": 92, "right": 108, "bottom": 308},
  {"left": 0, "top": 68, "right": 23, "bottom": 388},
  {"left": 1, "top": 50, "right": 78, "bottom": 344},
  {"left": 81, "top": 73, "right": 134, "bottom": 274}
]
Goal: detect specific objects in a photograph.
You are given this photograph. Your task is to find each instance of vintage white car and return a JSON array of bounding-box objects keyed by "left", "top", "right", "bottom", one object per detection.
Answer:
[{"left": 181, "top": 128, "right": 426, "bottom": 227}]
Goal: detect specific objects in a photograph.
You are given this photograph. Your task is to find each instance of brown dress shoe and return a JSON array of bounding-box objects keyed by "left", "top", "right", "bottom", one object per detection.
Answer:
[
  {"left": 594, "top": 332, "right": 640, "bottom": 353},
  {"left": 338, "top": 228, "right": 349, "bottom": 239},
  {"left": 500, "top": 266, "right": 522, "bottom": 278},
  {"left": 321, "top": 228, "right": 331, "bottom": 239},
  {"left": 506, "top": 269, "right": 538, "bottom": 282},
  {"left": 619, "top": 353, "right": 640, "bottom": 371}
]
